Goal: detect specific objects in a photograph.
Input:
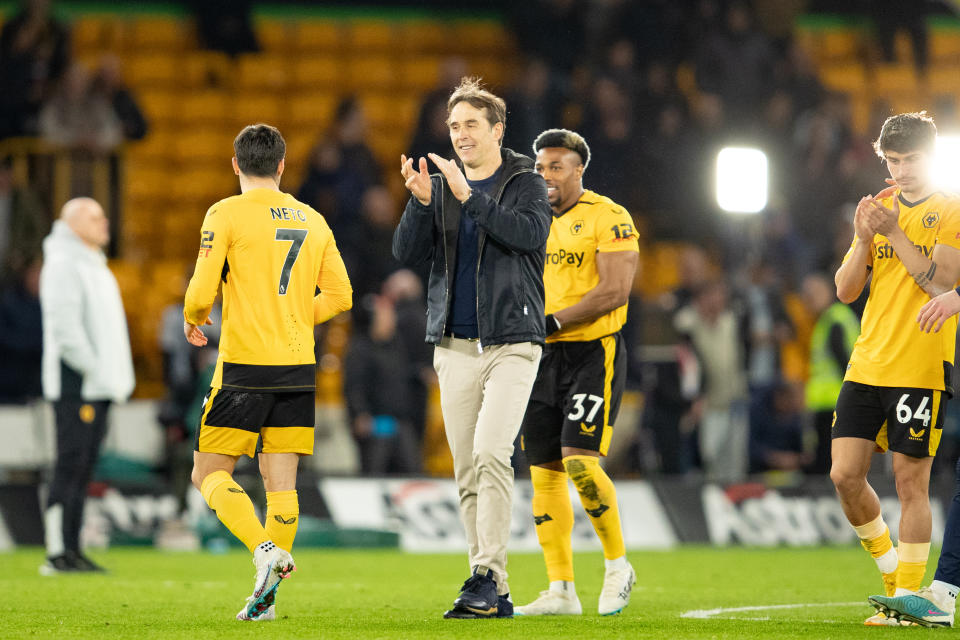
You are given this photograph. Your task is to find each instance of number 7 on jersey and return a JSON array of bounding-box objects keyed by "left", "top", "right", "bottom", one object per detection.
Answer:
[{"left": 275, "top": 228, "right": 308, "bottom": 295}]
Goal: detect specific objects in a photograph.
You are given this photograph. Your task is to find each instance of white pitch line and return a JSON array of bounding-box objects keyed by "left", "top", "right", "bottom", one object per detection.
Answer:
[{"left": 681, "top": 602, "right": 865, "bottom": 619}]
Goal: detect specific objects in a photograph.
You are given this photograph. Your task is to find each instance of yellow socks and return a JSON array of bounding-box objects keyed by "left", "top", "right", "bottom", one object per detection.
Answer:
[
  {"left": 853, "top": 514, "right": 898, "bottom": 596},
  {"left": 200, "top": 470, "right": 269, "bottom": 553},
  {"left": 563, "top": 455, "right": 625, "bottom": 561},
  {"left": 265, "top": 490, "right": 299, "bottom": 552},
  {"left": 897, "top": 541, "right": 930, "bottom": 593},
  {"left": 530, "top": 466, "right": 574, "bottom": 582}
]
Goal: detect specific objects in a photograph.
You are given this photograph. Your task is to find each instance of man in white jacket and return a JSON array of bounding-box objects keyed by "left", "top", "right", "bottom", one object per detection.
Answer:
[{"left": 39, "top": 197, "right": 134, "bottom": 574}]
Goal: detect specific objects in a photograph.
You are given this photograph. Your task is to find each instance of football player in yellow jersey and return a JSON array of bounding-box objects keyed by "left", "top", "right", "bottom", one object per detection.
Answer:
[
  {"left": 515, "top": 129, "right": 639, "bottom": 617},
  {"left": 183, "top": 124, "right": 352, "bottom": 621},
  {"left": 830, "top": 112, "right": 960, "bottom": 626}
]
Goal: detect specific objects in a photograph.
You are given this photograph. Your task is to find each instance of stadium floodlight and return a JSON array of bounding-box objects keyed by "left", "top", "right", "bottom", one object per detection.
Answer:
[
  {"left": 716, "top": 147, "right": 768, "bottom": 214},
  {"left": 934, "top": 134, "right": 960, "bottom": 191}
]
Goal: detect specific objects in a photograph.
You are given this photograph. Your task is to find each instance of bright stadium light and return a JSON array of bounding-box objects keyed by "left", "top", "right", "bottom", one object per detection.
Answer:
[
  {"left": 716, "top": 147, "right": 768, "bottom": 214},
  {"left": 934, "top": 134, "right": 960, "bottom": 191}
]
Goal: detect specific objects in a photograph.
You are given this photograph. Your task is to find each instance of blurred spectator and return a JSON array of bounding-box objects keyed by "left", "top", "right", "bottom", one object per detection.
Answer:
[
  {"left": 408, "top": 57, "right": 466, "bottom": 163},
  {"left": 0, "top": 0, "right": 69, "bottom": 139},
  {"left": 0, "top": 258, "right": 43, "bottom": 403},
  {"left": 382, "top": 269, "right": 432, "bottom": 441},
  {"left": 502, "top": 57, "right": 564, "bottom": 155},
  {"left": 340, "top": 185, "right": 403, "bottom": 300},
  {"left": 869, "top": 0, "right": 928, "bottom": 73},
  {"left": 510, "top": 0, "right": 586, "bottom": 74},
  {"left": 38, "top": 63, "right": 123, "bottom": 152},
  {"left": 802, "top": 272, "right": 859, "bottom": 474},
  {"left": 0, "top": 154, "right": 47, "bottom": 281},
  {"left": 343, "top": 294, "right": 422, "bottom": 475},
  {"left": 695, "top": 0, "right": 775, "bottom": 128},
  {"left": 92, "top": 55, "right": 148, "bottom": 142},
  {"left": 297, "top": 96, "right": 382, "bottom": 239},
  {"left": 742, "top": 258, "right": 794, "bottom": 392},
  {"left": 581, "top": 77, "right": 642, "bottom": 211},
  {"left": 675, "top": 280, "right": 749, "bottom": 483},
  {"left": 193, "top": 0, "right": 258, "bottom": 56},
  {"left": 749, "top": 381, "right": 810, "bottom": 473},
  {"left": 158, "top": 295, "right": 220, "bottom": 514}
]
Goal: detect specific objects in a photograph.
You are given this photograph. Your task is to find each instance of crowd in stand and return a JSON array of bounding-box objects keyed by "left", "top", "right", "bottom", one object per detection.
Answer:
[{"left": 3, "top": 0, "right": 960, "bottom": 483}]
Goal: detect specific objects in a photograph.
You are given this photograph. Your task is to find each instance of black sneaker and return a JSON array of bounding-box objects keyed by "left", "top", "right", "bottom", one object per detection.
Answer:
[
  {"left": 497, "top": 593, "right": 514, "bottom": 618},
  {"left": 39, "top": 554, "right": 77, "bottom": 576},
  {"left": 68, "top": 551, "right": 107, "bottom": 573},
  {"left": 443, "top": 567, "right": 499, "bottom": 619}
]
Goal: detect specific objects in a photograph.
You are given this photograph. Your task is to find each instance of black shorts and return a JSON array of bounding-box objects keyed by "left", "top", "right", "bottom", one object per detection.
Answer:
[
  {"left": 520, "top": 333, "right": 626, "bottom": 465},
  {"left": 832, "top": 381, "right": 946, "bottom": 458},
  {"left": 195, "top": 388, "right": 316, "bottom": 457}
]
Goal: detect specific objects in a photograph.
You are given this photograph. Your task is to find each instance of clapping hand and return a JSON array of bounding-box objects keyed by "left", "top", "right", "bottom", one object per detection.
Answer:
[
  {"left": 401, "top": 154, "right": 432, "bottom": 206},
  {"left": 427, "top": 153, "right": 472, "bottom": 203}
]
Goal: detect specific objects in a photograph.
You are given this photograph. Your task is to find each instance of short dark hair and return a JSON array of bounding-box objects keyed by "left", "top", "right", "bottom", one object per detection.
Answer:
[
  {"left": 873, "top": 111, "right": 937, "bottom": 158},
  {"left": 234, "top": 124, "right": 285, "bottom": 177},
  {"left": 532, "top": 129, "right": 591, "bottom": 171},
  {"left": 447, "top": 77, "right": 506, "bottom": 137}
]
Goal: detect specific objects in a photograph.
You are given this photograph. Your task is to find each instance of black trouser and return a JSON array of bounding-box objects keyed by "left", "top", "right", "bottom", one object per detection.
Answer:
[{"left": 47, "top": 399, "right": 110, "bottom": 554}]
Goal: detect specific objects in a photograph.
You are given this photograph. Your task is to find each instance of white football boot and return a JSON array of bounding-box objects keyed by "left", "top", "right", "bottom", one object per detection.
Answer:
[
  {"left": 598, "top": 562, "right": 635, "bottom": 615},
  {"left": 237, "top": 542, "right": 294, "bottom": 621},
  {"left": 514, "top": 589, "right": 582, "bottom": 616}
]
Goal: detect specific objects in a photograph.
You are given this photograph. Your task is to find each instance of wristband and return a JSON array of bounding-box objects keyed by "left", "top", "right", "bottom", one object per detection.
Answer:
[{"left": 545, "top": 313, "right": 562, "bottom": 335}]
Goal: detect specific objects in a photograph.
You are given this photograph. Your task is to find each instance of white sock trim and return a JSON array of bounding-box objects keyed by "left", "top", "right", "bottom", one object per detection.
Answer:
[
  {"left": 875, "top": 547, "right": 898, "bottom": 574},
  {"left": 549, "top": 580, "right": 576, "bottom": 595},
  {"left": 604, "top": 556, "right": 629, "bottom": 572},
  {"left": 931, "top": 580, "right": 959, "bottom": 603}
]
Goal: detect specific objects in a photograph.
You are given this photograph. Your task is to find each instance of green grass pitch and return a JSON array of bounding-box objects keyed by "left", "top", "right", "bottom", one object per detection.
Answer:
[{"left": 9, "top": 545, "right": 936, "bottom": 638}]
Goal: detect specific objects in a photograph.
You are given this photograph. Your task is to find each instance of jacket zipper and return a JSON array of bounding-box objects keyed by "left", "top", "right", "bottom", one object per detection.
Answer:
[{"left": 475, "top": 167, "right": 529, "bottom": 352}]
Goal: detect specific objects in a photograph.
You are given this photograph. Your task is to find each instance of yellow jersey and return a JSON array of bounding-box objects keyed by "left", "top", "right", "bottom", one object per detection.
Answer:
[
  {"left": 545, "top": 189, "right": 639, "bottom": 343},
  {"left": 184, "top": 187, "right": 352, "bottom": 392},
  {"left": 843, "top": 191, "right": 960, "bottom": 391}
]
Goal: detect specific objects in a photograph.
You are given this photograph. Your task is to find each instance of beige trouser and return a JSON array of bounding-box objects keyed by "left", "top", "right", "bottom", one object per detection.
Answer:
[{"left": 434, "top": 337, "right": 542, "bottom": 595}]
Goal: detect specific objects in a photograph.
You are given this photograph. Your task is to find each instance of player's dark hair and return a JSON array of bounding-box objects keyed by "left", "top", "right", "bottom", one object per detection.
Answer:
[
  {"left": 873, "top": 111, "right": 937, "bottom": 158},
  {"left": 533, "top": 129, "right": 591, "bottom": 171},
  {"left": 447, "top": 77, "right": 506, "bottom": 144},
  {"left": 234, "top": 124, "right": 285, "bottom": 177}
]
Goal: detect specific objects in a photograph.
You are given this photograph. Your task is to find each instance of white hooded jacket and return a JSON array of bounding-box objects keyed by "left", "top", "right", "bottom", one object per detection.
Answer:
[{"left": 40, "top": 220, "right": 135, "bottom": 401}]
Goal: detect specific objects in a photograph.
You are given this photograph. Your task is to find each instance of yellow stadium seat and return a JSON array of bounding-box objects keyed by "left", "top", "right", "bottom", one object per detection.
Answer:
[
  {"left": 126, "top": 129, "right": 178, "bottom": 163},
  {"left": 182, "top": 51, "right": 233, "bottom": 90},
  {"left": 820, "top": 29, "right": 860, "bottom": 63},
  {"left": 178, "top": 91, "right": 230, "bottom": 124},
  {"left": 396, "top": 21, "right": 448, "bottom": 53},
  {"left": 230, "top": 95, "right": 286, "bottom": 128},
  {"left": 72, "top": 16, "right": 123, "bottom": 54},
  {"left": 257, "top": 19, "right": 292, "bottom": 52},
  {"left": 172, "top": 129, "right": 236, "bottom": 163},
  {"left": 137, "top": 89, "right": 180, "bottom": 125},
  {"left": 925, "top": 66, "right": 960, "bottom": 95},
  {"left": 235, "top": 54, "right": 291, "bottom": 91},
  {"left": 469, "top": 58, "right": 511, "bottom": 89},
  {"left": 125, "top": 54, "right": 181, "bottom": 88},
  {"left": 125, "top": 167, "right": 174, "bottom": 201},
  {"left": 871, "top": 63, "right": 918, "bottom": 96},
  {"left": 360, "top": 92, "right": 418, "bottom": 129},
  {"left": 345, "top": 20, "right": 396, "bottom": 51},
  {"left": 453, "top": 22, "right": 513, "bottom": 53},
  {"left": 292, "top": 58, "right": 341, "bottom": 90},
  {"left": 345, "top": 56, "right": 397, "bottom": 90},
  {"left": 287, "top": 93, "right": 339, "bottom": 129},
  {"left": 128, "top": 17, "right": 191, "bottom": 51},
  {"left": 819, "top": 63, "right": 867, "bottom": 94},
  {"left": 931, "top": 30, "right": 960, "bottom": 63},
  {"left": 294, "top": 22, "right": 343, "bottom": 53},
  {"left": 397, "top": 56, "right": 442, "bottom": 92}
]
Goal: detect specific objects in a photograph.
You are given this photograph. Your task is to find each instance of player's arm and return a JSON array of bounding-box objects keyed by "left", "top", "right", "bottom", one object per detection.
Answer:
[
  {"left": 550, "top": 250, "right": 638, "bottom": 332},
  {"left": 314, "top": 234, "right": 353, "bottom": 324},
  {"left": 835, "top": 197, "right": 876, "bottom": 303},
  {"left": 866, "top": 197, "right": 960, "bottom": 297},
  {"left": 184, "top": 207, "right": 228, "bottom": 345}
]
